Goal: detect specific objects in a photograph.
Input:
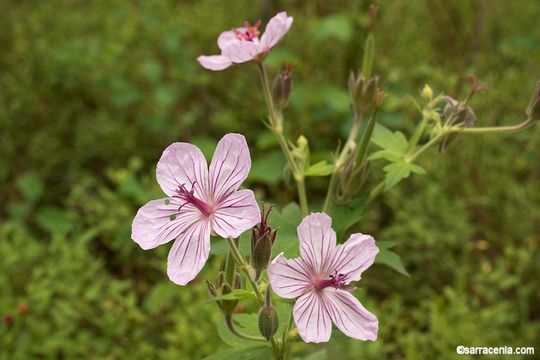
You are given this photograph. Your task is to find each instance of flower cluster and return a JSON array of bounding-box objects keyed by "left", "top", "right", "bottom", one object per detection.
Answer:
[{"left": 131, "top": 6, "right": 537, "bottom": 359}]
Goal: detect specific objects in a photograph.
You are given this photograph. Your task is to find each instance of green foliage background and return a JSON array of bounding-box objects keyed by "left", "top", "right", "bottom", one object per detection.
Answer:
[{"left": 1, "top": 0, "right": 539, "bottom": 359}]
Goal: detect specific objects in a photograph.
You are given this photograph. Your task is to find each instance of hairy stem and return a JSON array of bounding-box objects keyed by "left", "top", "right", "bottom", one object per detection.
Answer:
[
  {"left": 447, "top": 117, "right": 534, "bottom": 134},
  {"left": 279, "top": 308, "right": 295, "bottom": 360},
  {"left": 225, "top": 238, "right": 279, "bottom": 351},
  {"left": 322, "top": 113, "right": 362, "bottom": 212},
  {"left": 225, "top": 315, "right": 266, "bottom": 342},
  {"left": 226, "top": 238, "right": 264, "bottom": 304},
  {"left": 257, "top": 62, "right": 309, "bottom": 216}
]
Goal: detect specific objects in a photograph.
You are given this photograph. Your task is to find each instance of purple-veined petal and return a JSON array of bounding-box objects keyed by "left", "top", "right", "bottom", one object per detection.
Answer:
[
  {"left": 221, "top": 41, "right": 263, "bottom": 63},
  {"left": 268, "top": 253, "right": 313, "bottom": 299},
  {"left": 260, "top": 11, "right": 293, "bottom": 49},
  {"left": 167, "top": 219, "right": 211, "bottom": 285},
  {"left": 197, "top": 55, "right": 233, "bottom": 71},
  {"left": 297, "top": 212, "right": 337, "bottom": 275},
  {"left": 293, "top": 290, "right": 332, "bottom": 343},
  {"left": 323, "top": 288, "right": 378, "bottom": 341},
  {"left": 329, "top": 233, "right": 378, "bottom": 283},
  {"left": 131, "top": 199, "right": 201, "bottom": 250},
  {"left": 156, "top": 142, "right": 209, "bottom": 199},
  {"left": 208, "top": 133, "right": 251, "bottom": 203},
  {"left": 212, "top": 189, "right": 260, "bottom": 239},
  {"left": 217, "top": 30, "right": 241, "bottom": 50}
]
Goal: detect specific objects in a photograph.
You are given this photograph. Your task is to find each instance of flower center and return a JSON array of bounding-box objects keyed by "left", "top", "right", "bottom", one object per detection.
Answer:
[
  {"left": 172, "top": 182, "right": 213, "bottom": 217},
  {"left": 314, "top": 271, "right": 348, "bottom": 291},
  {"left": 234, "top": 20, "right": 261, "bottom": 42}
]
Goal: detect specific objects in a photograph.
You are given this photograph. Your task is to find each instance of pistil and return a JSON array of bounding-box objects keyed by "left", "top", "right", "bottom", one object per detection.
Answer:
[
  {"left": 314, "top": 272, "right": 348, "bottom": 291},
  {"left": 172, "top": 182, "right": 213, "bottom": 216},
  {"left": 234, "top": 20, "right": 261, "bottom": 42}
]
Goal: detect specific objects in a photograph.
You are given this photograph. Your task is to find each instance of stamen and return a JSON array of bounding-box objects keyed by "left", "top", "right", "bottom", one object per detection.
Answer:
[
  {"left": 234, "top": 19, "right": 261, "bottom": 42},
  {"left": 171, "top": 182, "right": 213, "bottom": 217},
  {"left": 314, "top": 270, "right": 348, "bottom": 291}
]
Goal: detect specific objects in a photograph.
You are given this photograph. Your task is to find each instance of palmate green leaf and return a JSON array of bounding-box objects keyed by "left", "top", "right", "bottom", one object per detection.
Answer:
[
  {"left": 375, "top": 250, "right": 410, "bottom": 276},
  {"left": 268, "top": 203, "right": 302, "bottom": 258},
  {"left": 371, "top": 123, "right": 408, "bottom": 155},
  {"left": 329, "top": 193, "right": 369, "bottom": 240},
  {"left": 383, "top": 161, "right": 426, "bottom": 190},
  {"left": 304, "top": 160, "right": 333, "bottom": 177},
  {"left": 368, "top": 149, "right": 403, "bottom": 162},
  {"left": 215, "top": 303, "right": 293, "bottom": 350},
  {"left": 249, "top": 151, "right": 286, "bottom": 185},
  {"left": 204, "top": 345, "right": 272, "bottom": 360},
  {"left": 216, "top": 313, "right": 261, "bottom": 348},
  {"left": 383, "top": 161, "right": 412, "bottom": 190}
]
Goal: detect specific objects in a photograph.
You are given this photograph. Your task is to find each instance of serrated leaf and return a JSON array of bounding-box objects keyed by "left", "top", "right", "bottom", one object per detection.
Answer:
[
  {"left": 375, "top": 250, "right": 410, "bottom": 276},
  {"left": 329, "top": 193, "right": 368, "bottom": 240},
  {"left": 216, "top": 314, "right": 261, "bottom": 348},
  {"left": 410, "top": 164, "right": 427, "bottom": 175},
  {"left": 249, "top": 151, "right": 286, "bottom": 185},
  {"left": 372, "top": 124, "right": 409, "bottom": 155},
  {"left": 204, "top": 345, "right": 272, "bottom": 360},
  {"left": 368, "top": 149, "right": 404, "bottom": 162},
  {"left": 383, "top": 161, "right": 412, "bottom": 190},
  {"left": 305, "top": 161, "right": 333, "bottom": 177},
  {"left": 268, "top": 203, "right": 302, "bottom": 258}
]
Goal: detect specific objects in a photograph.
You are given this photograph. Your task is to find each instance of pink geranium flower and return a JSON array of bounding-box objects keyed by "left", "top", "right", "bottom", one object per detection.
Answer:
[
  {"left": 197, "top": 11, "right": 293, "bottom": 71},
  {"left": 268, "top": 213, "right": 379, "bottom": 343},
  {"left": 132, "top": 134, "right": 260, "bottom": 285}
]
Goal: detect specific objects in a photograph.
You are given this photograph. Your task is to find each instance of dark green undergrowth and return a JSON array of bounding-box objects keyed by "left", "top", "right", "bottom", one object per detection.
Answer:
[{"left": 1, "top": 0, "right": 539, "bottom": 359}]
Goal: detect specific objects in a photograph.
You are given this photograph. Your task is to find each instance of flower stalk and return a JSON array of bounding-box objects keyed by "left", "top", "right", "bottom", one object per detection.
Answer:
[{"left": 258, "top": 63, "right": 309, "bottom": 216}]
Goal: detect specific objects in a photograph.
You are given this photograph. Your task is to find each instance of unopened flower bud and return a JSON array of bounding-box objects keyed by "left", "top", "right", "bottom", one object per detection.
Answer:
[
  {"left": 421, "top": 84, "right": 433, "bottom": 103},
  {"left": 526, "top": 80, "right": 540, "bottom": 120},
  {"left": 18, "top": 304, "right": 28, "bottom": 315},
  {"left": 350, "top": 73, "right": 379, "bottom": 113},
  {"left": 258, "top": 287, "right": 279, "bottom": 340},
  {"left": 251, "top": 204, "right": 277, "bottom": 279},
  {"left": 272, "top": 62, "right": 293, "bottom": 110},
  {"left": 258, "top": 306, "right": 279, "bottom": 340}
]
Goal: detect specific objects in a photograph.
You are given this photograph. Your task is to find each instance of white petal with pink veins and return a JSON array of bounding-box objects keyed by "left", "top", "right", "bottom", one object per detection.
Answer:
[
  {"left": 208, "top": 133, "right": 251, "bottom": 203},
  {"left": 222, "top": 41, "right": 263, "bottom": 63},
  {"left": 260, "top": 11, "right": 293, "bottom": 49},
  {"left": 197, "top": 55, "right": 233, "bottom": 71},
  {"left": 212, "top": 189, "right": 260, "bottom": 239},
  {"left": 293, "top": 291, "right": 332, "bottom": 343},
  {"left": 329, "top": 233, "right": 379, "bottom": 283},
  {"left": 156, "top": 142, "right": 209, "bottom": 199},
  {"left": 217, "top": 30, "right": 241, "bottom": 50},
  {"left": 297, "top": 212, "right": 337, "bottom": 275},
  {"left": 323, "top": 288, "right": 378, "bottom": 341},
  {"left": 268, "top": 253, "right": 313, "bottom": 299},
  {"left": 131, "top": 200, "right": 201, "bottom": 250},
  {"left": 167, "top": 219, "right": 211, "bottom": 285}
]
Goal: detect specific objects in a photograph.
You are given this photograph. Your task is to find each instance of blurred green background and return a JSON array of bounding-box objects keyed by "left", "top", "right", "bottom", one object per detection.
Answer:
[{"left": 1, "top": 0, "right": 539, "bottom": 359}]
